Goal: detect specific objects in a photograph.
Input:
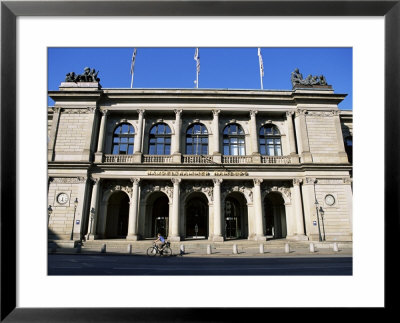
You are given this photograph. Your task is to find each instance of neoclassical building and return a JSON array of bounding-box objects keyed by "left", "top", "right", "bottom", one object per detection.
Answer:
[{"left": 47, "top": 74, "right": 353, "bottom": 243}]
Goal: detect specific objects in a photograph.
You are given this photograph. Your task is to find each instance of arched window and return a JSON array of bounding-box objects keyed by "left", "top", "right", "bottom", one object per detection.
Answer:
[
  {"left": 112, "top": 123, "right": 135, "bottom": 155},
  {"left": 186, "top": 123, "right": 208, "bottom": 155},
  {"left": 148, "top": 123, "right": 171, "bottom": 155},
  {"left": 259, "top": 124, "right": 282, "bottom": 156},
  {"left": 223, "top": 124, "right": 245, "bottom": 156},
  {"left": 345, "top": 136, "right": 352, "bottom": 162}
]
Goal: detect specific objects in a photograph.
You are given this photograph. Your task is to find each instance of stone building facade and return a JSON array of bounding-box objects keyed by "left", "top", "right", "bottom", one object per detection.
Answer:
[{"left": 47, "top": 81, "right": 353, "bottom": 242}]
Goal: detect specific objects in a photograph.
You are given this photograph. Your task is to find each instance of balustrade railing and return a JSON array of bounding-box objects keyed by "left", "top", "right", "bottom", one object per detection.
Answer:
[
  {"left": 222, "top": 155, "right": 253, "bottom": 164},
  {"left": 103, "top": 154, "right": 291, "bottom": 165},
  {"left": 104, "top": 154, "right": 134, "bottom": 163},
  {"left": 261, "top": 155, "right": 291, "bottom": 164},
  {"left": 182, "top": 155, "right": 214, "bottom": 164},
  {"left": 143, "top": 155, "right": 173, "bottom": 163}
]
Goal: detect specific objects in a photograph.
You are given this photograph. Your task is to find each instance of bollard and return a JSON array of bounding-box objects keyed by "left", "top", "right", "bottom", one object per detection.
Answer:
[
  {"left": 233, "top": 244, "right": 238, "bottom": 254},
  {"left": 76, "top": 244, "right": 81, "bottom": 254},
  {"left": 309, "top": 243, "right": 315, "bottom": 253},
  {"left": 101, "top": 244, "right": 106, "bottom": 253},
  {"left": 180, "top": 245, "right": 185, "bottom": 256},
  {"left": 259, "top": 244, "right": 264, "bottom": 254},
  {"left": 333, "top": 242, "right": 339, "bottom": 252},
  {"left": 127, "top": 244, "right": 132, "bottom": 254},
  {"left": 207, "top": 244, "right": 212, "bottom": 255},
  {"left": 285, "top": 243, "right": 290, "bottom": 253}
]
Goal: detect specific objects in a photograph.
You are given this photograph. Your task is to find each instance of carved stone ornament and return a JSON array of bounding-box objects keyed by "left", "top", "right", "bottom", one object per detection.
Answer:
[
  {"left": 295, "top": 109, "right": 307, "bottom": 117},
  {"left": 293, "top": 178, "right": 303, "bottom": 186},
  {"left": 141, "top": 183, "right": 173, "bottom": 200},
  {"left": 222, "top": 185, "right": 253, "bottom": 203},
  {"left": 171, "top": 178, "right": 182, "bottom": 185},
  {"left": 212, "top": 109, "right": 221, "bottom": 116},
  {"left": 90, "top": 177, "right": 100, "bottom": 185},
  {"left": 103, "top": 181, "right": 133, "bottom": 196},
  {"left": 250, "top": 110, "right": 258, "bottom": 118},
  {"left": 263, "top": 185, "right": 292, "bottom": 202},
  {"left": 181, "top": 183, "right": 214, "bottom": 202},
  {"left": 286, "top": 111, "right": 295, "bottom": 117},
  {"left": 253, "top": 178, "right": 263, "bottom": 185},
  {"left": 343, "top": 178, "right": 353, "bottom": 184},
  {"left": 291, "top": 68, "right": 328, "bottom": 87},
  {"left": 100, "top": 109, "right": 109, "bottom": 117},
  {"left": 213, "top": 178, "right": 223, "bottom": 185},
  {"left": 50, "top": 177, "right": 87, "bottom": 184},
  {"left": 137, "top": 109, "right": 145, "bottom": 116},
  {"left": 63, "top": 108, "right": 93, "bottom": 114},
  {"left": 130, "top": 178, "right": 141, "bottom": 185},
  {"left": 305, "top": 177, "right": 317, "bottom": 185},
  {"left": 174, "top": 109, "right": 183, "bottom": 117}
]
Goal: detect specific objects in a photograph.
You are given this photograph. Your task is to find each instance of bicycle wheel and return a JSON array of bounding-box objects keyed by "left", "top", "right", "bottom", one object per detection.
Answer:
[
  {"left": 162, "top": 247, "right": 172, "bottom": 257},
  {"left": 146, "top": 246, "right": 157, "bottom": 257}
]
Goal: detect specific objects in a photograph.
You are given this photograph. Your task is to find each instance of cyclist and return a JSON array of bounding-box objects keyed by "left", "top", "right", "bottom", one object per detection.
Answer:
[{"left": 154, "top": 233, "right": 165, "bottom": 251}]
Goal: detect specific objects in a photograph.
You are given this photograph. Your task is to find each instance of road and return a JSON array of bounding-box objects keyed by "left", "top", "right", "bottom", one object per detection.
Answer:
[{"left": 48, "top": 254, "right": 352, "bottom": 275}]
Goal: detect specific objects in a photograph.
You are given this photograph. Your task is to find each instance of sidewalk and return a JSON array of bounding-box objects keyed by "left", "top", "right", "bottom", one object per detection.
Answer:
[{"left": 49, "top": 240, "right": 352, "bottom": 258}]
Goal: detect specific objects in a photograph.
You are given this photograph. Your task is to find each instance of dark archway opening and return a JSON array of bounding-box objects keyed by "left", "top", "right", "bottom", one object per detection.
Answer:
[
  {"left": 264, "top": 192, "right": 287, "bottom": 239},
  {"left": 185, "top": 193, "right": 208, "bottom": 239},
  {"left": 105, "top": 191, "right": 129, "bottom": 238}
]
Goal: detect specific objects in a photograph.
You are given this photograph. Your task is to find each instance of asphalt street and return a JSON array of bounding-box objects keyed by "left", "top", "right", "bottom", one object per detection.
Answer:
[{"left": 48, "top": 254, "right": 352, "bottom": 275}]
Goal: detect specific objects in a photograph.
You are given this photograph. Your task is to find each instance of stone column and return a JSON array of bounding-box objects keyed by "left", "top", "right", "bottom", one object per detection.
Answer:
[
  {"left": 343, "top": 177, "right": 353, "bottom": 229},
  {"left": 212, "top": 109, "right": 222, "bottom": 163},
  {"left": 47, "top": 107, "right": 62, "bottom": 161},
  {"left": 286, "top": 111, "right": 299, "bottom": 163},
  {"left": 134, "top": 109, "right": 144, "bottom": 153},
  {"left": 293, "top": 179, "right": 308, "bottom": 240},
  {"left": 213, "top": 178, "right": 224, "bottom": 241},
  {"left": 172, "top": 109, "right": 182, "bottom": 163},
  {"left": 95, "top": 109, "right": 109, "bottom": 162},
  {"left": 133, "top": 109, "right": 144, "bottom": 162},
  {"left": 294, "top": 109, "right": 312, "bottom": 163},
  {"left": 169, "top": 178, "right": 181, "bottom": 241},
  {"left": 87, "top": 177, "right": 101, "bottom": 240},
  {"left": 253, "top": 179, "right": 266, "bottom": 240},
  {"left": 127, "top": 178, "right": 140, "bottom": 240},
  {"left": 250, "top": 110, "right": 261, "bottom": 163},
  {"left": 82, "top": 107, "right": 97, "bottom": 161},
  {"left": 332, "top": 110, "right": 349, "bottom": 163},
  {"left": 301, "top": 177, "right": 319, "bottom": 240}
]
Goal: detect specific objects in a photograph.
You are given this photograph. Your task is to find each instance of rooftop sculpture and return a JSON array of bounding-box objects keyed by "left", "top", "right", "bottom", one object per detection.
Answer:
[
  {"left": 65, "top": 67, "right": 100, "bottom": 83},
  {"left": 291, "top": 68, "right": 328, "bottom": 88}
]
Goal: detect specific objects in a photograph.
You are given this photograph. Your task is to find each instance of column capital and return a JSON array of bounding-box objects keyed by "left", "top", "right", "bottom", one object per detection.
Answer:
[
  {"left": 53, "top": 107, "right": 62, "bottom": 113},
  {"left": 293, "top": 178, "right": 303, "bottom": 186},
  {"left": 137, "top": 109, "right": 145, "bottom": 116},
  {"left": 130, "top": 177, "right": 141, "bottom": 185},
  {"left": 331, "top": 110, "right": 340, "bottom": 116},
  {"left": 90, "top": 177, "right": 100, "bottom": 185},
  {"left": 100, "top": 109, "right": 109, "bottom": 116},
  {"left": 295, "top": 108, "right": 307, "bottom": 117},
  {"left": 212, "top": 109, "right": 221, "bottom": 116},
  {"left": 304, "top": 177, "right": 317, "bottom": 185},
  {"left": 250, "top": 110, "right": 258, "bottom": 117},
  {"left": 343, "top": 178, "right": 352, "bottom": 184},
  {"left": 171, "top": 178, "right": 181, "bottom": 185},
  {"left": 174, "top": 109, "right": 183, "bottom": 117},
  {"left": 253, "top": 178, "right": 263, "bottom": 185},
  {"left": 213, "top": 178, "right": 223, "bottom": 185},
  {"left": 286, "top": 110, "right": 295, "bottom": 117},
  {"left": 87, "top": 107, "right": 97, "bottom": 114}
]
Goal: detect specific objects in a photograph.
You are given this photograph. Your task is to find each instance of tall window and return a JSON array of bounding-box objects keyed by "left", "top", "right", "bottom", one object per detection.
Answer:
[
  {"left": 186, "top": 123, "right": 208, "bottom": 155},
  {"left": 345, "top": 136, "right": 352, "bottom": 162},
  {"left": 259, "top": 124, "right": 282, "bottom": 156},
  {"left": 223, "top": 124, "right": 245, "bottom": 156},
  {"left": 148, "top": 123, "right": 171, "bottom": 155},
  {"left": 112, "top": 123, "right": 135, "bottom": 155}
]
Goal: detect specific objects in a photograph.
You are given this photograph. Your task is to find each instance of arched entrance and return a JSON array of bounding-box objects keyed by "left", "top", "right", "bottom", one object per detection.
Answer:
[
  {"left": 144, "top": 192, "right": 170, "bottom": 238},
  {"left": 224, "top": 193, "right": 248, "bottom": 239},
  {"left": 185, "top": 193, "right": 208, "bottom": 239},
  {"left": 264, "top": 192, "right": 287, "bottom": 239},
  {"left": 105, "top": 191, "right": 129, "bottom": 238}
]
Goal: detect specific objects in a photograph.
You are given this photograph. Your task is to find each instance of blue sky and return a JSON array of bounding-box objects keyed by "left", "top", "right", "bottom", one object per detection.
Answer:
[{"left": 48, "top": 47, "right": 352, "bottom": 109}]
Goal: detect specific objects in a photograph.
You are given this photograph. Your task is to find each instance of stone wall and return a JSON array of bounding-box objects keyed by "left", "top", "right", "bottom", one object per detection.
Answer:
[{"left": 306, "top": 115, "right": 338, "bottom": 154}]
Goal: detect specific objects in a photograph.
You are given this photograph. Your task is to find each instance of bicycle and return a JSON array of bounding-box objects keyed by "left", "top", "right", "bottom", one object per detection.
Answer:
[{"left": 146, "top": 241, "right": 172, "bottom": 257}]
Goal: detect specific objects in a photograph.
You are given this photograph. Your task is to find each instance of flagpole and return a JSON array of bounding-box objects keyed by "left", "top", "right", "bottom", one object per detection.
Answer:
[
  {"left": 258, "top": 48, "right": 264, "bottom": 90},
  {"left": 194, "top": 48, "right": 199, "bottom": 89},
  {"left": 130, "top": 48, "right": 137, "bottom": 88}
]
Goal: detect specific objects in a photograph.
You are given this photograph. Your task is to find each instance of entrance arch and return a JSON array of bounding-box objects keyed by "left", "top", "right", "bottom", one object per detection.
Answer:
[
  {"left": 264, "top": 192, "right": 287, "bottom": 239},
  {"left": 144, "top": 192, "right": 170, "bottom": 238},
  {"left": 105, "top": 191, "right": 129, "bottom": 238},
  {"left": 185, "top": 193, "right": 208, "bottom": 239},
  {"left": 224, "top": 192, "right": 248, "bottom": 239}
]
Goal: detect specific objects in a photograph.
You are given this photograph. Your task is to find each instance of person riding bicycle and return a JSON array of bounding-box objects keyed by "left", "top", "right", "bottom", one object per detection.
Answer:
[{"left": 154, "top": 233, "right": 165, "bottom": 251}]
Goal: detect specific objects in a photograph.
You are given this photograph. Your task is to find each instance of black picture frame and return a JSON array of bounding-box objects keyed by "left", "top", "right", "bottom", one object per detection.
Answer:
[{"left": 1, "top": 0, "right": 398, "bottom": 321}]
